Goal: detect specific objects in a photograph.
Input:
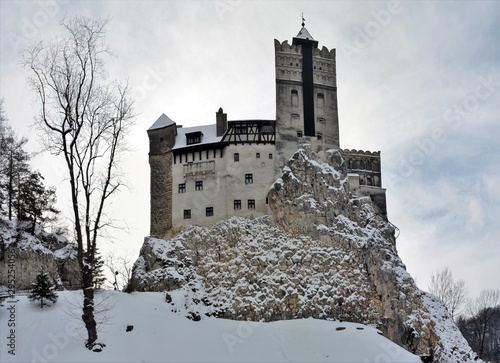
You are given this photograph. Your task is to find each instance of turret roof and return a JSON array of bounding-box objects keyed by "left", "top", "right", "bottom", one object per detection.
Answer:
[
  {"left": 148, "top": 113, "right": 175, "bottom": 131},
  {"left": 295, "top": 27, "right": 314, "bottom": 41}
]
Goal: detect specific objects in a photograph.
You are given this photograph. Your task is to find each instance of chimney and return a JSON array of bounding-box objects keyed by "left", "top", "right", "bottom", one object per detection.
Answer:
[{"left": 216, "top": 107, "right": 227, "bottom": 137}]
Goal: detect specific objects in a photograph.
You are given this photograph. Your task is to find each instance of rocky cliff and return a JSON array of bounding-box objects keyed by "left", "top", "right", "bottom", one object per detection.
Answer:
[
  {"left": 129, "top": 147, "right": 477, "bottom": 362},
  {"left": 0, "top": 219, "right": 80, "bottom": 290}
]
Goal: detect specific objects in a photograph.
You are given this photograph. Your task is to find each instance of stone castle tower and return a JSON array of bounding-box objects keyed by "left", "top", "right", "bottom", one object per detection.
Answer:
[
  {"left": 274, "top": 26, "right": 340, "bottom": 172},
  {"left": 147, "top": 24, "right": 386, "bottom": 237}
]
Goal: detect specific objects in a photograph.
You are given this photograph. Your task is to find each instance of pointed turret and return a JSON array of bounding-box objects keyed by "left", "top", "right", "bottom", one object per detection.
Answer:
[{"left": 292, "top": 16, "right": 318, "bottom": 48}]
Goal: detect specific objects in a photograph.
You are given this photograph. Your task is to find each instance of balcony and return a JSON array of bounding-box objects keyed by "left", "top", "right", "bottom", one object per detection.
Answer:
[{"left": 183, "top": 161, "right": 215, "bottom": 179}]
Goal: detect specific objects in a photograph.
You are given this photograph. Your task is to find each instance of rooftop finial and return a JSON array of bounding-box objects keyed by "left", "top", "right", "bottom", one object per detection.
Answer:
[{"left": 301, "top": 12, "right": 305, "bottom": 27}]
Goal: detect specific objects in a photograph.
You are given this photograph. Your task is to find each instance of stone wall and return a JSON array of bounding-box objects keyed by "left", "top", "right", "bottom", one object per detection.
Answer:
[{"left": 149, "top": 152, "right": 172, "bottom": 237}]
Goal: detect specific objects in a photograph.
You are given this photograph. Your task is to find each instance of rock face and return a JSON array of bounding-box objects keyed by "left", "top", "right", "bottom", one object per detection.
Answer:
[
  {"left": 0, "top": 220, "right": 80, "bottom": 290},
  {"left": 130, "top": 147, "right": 477, "bottom": 362}
]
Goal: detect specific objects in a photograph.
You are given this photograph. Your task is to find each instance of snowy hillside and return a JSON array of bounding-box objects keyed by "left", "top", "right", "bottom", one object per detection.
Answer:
[{"left": 0, "top": 290, "right": 421, "bottom": 362}]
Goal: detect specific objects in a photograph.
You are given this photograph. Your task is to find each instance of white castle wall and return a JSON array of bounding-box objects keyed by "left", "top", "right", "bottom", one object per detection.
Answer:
[{"left": 171, "top": 143, "right": 275, "bottom": 228}]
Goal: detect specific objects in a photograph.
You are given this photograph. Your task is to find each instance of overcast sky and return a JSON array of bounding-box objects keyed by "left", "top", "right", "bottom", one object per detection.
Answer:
[{"left": 1, "top": 0, "right": 499, "bottom": 300}]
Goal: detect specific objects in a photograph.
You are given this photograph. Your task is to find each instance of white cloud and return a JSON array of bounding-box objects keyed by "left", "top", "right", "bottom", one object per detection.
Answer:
[{"left": 1, "top": 0, "right": 499, "bottom": 299}]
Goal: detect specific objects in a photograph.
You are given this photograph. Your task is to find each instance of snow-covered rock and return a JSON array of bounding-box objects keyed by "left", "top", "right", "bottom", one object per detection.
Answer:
[
  {"left": 0, "top": 219, "right": 80, "bottom": 290},
  {"left": 130, "top": 146, "right": 478, "bottom": 362}
]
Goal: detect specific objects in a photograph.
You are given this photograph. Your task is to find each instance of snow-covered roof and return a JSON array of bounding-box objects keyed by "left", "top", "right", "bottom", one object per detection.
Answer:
[
  {"left": 295, "top": 27, "right": 314, "bottom": 41},
  {"left": 148, "top": 113, "right": 175, "bottom": 131},
  {"left": 173, "top": 124, "right": 222, "bottom": 150}
]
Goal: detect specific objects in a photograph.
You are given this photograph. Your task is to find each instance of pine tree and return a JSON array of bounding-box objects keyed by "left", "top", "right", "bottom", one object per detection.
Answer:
[
  {"left": 28, "top": 269, "right": 58, "bottom": 308},
  {"left": 17, "top": 171, "right": 59, "bottom": 233},
  {"left": 91, "top": 247, "right": 106, "bottom": 289}
]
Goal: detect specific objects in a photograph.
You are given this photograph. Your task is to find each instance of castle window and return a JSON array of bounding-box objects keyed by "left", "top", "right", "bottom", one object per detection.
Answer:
[
  {"left": 248, "top": 199, "right": 255, "bottom": 210},
  {"left": 178, "top": 183, "right": 186, "bottom": 193},
  {"left": 234, "top": 153, "right": 239, "bottom": 162},
  {"left": 291, "top": 89, "right": 299, "bottom": 107},
  {"left": 317, "top": 93, "right": 325, "bottom": 108},
  {"left": 183, "top": 210, "right": 191, "bottom": 219},
  {"left": 297, "top": 131, "right": 303, "bottom": 138},
  {"left": 317, "top": 133, "right": 323, "bottom": 141},
  {"left": 234, "top": 200, "right": 241, "bottom": 210},
  {"left": 206, "top": 207, "right": 214, "bottom": 217},
  {"left": 256, "top": 153, "right": 260, "bottom": 159},
  {"left": 195, "top": 180, "right": 203, "bottom": 191},
  {"left": 186, "top": 131, "right": 203, "bottom": 145},
  {"left": 317, "top": 117, "right": 326, "bottom": 124},
  {"left": 245, "top": 174, "right": 253, "bottom": 184},
  {"left": 160, "top": 137, "right": 164, "bottom": 143},
  {"left": 269, "top": 153, "right": 273, "bottom": 159}
]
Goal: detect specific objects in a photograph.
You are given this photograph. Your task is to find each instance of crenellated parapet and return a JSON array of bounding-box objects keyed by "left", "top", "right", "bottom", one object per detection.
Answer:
[
  {"left": 275, "top": 39, "right": 336, "bottom": 88},
  {"left": 342, "top": 149, "right": 380, "bottom": 157},
  {"left": 342, "top": 149, "right": 382, "bottom": 179},
  {"left": 274, "top": 39, "right": 336, "bottom": 60}
]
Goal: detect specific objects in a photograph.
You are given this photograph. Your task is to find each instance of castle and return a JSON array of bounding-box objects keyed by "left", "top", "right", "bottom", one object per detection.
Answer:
[{"left": 148, "top": 24, "right": 387, "bottom": 237}]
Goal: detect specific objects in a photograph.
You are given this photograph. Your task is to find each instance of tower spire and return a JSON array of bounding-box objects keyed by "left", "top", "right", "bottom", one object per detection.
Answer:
[{"left": 301, "top": 12, "right": 305, "bottom": 27}]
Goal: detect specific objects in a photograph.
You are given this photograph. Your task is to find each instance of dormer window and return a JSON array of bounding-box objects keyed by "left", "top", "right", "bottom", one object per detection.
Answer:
[{"left": 186, "top": 131, "right": 203, "bottom": 145}]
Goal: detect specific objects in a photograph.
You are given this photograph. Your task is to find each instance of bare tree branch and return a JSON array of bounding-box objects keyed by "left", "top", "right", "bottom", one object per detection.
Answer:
[{"left": 428, "top": 266, "right": 468, "bottom": 319}]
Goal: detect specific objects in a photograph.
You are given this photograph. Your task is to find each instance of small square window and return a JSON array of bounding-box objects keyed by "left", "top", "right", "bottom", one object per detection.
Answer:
[
  {"left": 195, "top": 181, "right": 203, "bottom": 191},
  {"left": 206, "top": 207, "right": 213, "bottom": 217},
  {"left": 234, "top": 200, "right": 241, "bottom": 210},
  {"left": 248, "top": 199, "right": 255, "bottom": 210},
  {"left": 269, "top": 153, "right": 273, "bottom": 159},
  {"left": 256, "top": 153, "right": 260, "bottom": 159},
  {"left": 297, "top": 131, "right": 303, "bottom": 138},
  {"left": 234, "top": 153, "right": 239, "bottom": 162},
  {"left": 245, "top": 174, "right": 253, "bottom": 184},
  {"left": 183, "top": 210, "right": 191, "bottom": 219},
  {"left": 178, "top": 183, "right": 186, "bottom": 193}
]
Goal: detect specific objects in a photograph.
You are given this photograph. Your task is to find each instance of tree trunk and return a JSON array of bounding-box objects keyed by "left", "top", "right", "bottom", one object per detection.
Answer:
[{"left": 81, "top": 267, "right": 98, "bottom": 349}]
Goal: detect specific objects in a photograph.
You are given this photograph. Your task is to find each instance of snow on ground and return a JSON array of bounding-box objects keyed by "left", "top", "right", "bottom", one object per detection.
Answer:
[{"left": 0, "top": 290, "right": 421, "bottom": 362}]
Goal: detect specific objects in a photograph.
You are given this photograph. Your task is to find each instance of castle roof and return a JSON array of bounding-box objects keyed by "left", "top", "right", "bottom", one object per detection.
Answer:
[
  {"left": 295, "top": 26, "right": 315, "bottom": 41},
  {"left": 173, "top": 124, "right": 222, "bottom": 150},
  {"left": 148, "top": 113, "right": 175, "bottom": 131}
]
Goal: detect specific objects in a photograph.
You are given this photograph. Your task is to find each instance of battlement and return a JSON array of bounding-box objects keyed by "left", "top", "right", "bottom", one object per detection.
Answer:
[
  {"left": 275, "top": 38, "right": 336, "bottom": 88},
  {"left": 274, "top": 39, "right": 336, "bottom": 60},
  {"left": 342, "top": 149, "right": 381, "bottom": 157}
]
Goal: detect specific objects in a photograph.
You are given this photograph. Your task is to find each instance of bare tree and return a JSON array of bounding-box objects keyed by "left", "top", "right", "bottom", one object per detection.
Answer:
[
  {"left": 428, "top": 266, "right": 468, "bottom": 319},
  {"left": 22, "top": 17, "right": 133, "bottom": 350},
  {"left": 104, "top": 251, "right": 134, "bottom": 291},
  {"left": 463, "top": 289, "right": 500, "bottom": 360}
]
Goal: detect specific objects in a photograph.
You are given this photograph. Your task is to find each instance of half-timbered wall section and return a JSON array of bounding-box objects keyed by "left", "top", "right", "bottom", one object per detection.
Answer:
[{"left": 221, "top": 120, "right": 276, "bottom": 144}]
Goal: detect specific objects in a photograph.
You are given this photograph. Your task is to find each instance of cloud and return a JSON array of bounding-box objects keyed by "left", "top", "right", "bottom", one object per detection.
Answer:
[{"left": 1, "top": 0, "right": 499, "bottom": 299}]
